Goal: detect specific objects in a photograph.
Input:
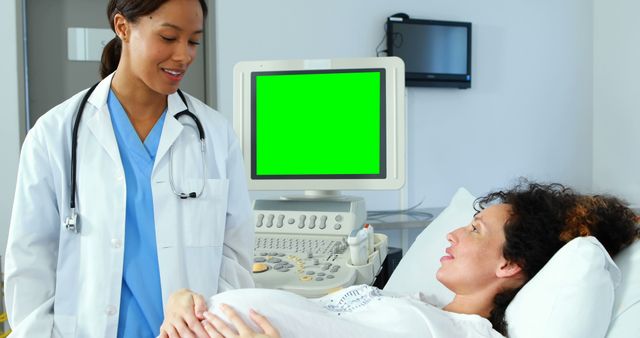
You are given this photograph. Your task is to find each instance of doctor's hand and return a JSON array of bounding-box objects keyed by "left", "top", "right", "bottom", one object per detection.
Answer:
[
  {"left": 202, "top": 304, "right": 280, "bottom": 338},
  {"left": 159, "top": 288, "right": 210, "bottom": 338}
]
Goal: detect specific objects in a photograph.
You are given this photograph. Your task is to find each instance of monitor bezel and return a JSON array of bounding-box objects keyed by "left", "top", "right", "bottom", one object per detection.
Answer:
[{"left": 233, "top": 57, "right": 405, "bottom": 192}]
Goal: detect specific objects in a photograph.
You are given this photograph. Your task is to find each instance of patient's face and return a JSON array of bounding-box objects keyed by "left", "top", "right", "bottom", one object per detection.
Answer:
[{"left": 436, "top": 203, "right": 513, "bottom": 295}]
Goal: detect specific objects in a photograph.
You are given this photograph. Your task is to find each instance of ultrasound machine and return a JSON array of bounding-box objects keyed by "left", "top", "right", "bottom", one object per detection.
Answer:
[{"left": 233, "top": 57, "right": 405, "bottom": 298}]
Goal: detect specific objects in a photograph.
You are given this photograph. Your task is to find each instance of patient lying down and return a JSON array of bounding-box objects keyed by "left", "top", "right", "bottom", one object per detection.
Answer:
[{"left": 159, "top": 182, "right": 639, "bottom": 338}]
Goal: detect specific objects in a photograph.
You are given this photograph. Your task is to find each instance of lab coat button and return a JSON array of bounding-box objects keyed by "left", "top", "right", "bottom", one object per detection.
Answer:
[
  {"left": 111, "top": 238, "right": 122, "bottom": 248},
  {"left": 105, "top": 305, "right": 117, "bottom": 316}
]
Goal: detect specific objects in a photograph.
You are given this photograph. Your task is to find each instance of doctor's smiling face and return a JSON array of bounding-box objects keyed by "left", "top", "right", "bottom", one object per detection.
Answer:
[
  {"left": 113, "top": 0, "right": 204, "bottom": 96},
  {"left": 436, "top": 204, "right": 522, "bottom": 296}
]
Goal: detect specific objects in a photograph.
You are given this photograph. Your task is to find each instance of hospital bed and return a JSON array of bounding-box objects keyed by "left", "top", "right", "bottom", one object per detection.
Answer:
[{"left": 383, "top": 188, "right": 640, "bottom": 338}]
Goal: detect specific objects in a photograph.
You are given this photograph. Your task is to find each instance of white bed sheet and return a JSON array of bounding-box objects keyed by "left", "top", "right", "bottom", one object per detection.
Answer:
[{"left": 207, "top": 285, "right": 504, "bottom": 338}]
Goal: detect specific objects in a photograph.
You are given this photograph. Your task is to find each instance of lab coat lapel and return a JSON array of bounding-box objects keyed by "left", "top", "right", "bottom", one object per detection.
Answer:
[
  {"left": 85, "top": 74, "right": 122, "bottom": 168},
  {"left": 86, "top": 105, "right": 122, "bottom": 167},
  {"left": 153, "top": 93, "right": 186, "bottom": 173}
]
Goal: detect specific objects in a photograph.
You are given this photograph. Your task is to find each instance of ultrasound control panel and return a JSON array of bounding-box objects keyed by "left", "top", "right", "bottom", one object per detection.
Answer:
[
  {"left": 251, "top": 197, "right": 368, "bottom": 298},
  {"left": 252, "top": 198, "right": 365, "bottom": 236}
]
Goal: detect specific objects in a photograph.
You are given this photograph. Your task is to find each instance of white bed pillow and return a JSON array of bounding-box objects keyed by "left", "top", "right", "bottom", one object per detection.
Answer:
[
  {"left": 606, "top": 239, "right": 640, "bottom": 337},
  {"left": 385, "top": 187, "right": 622, "bottom": 337},
  {"left": 383, "top": 187, "right": 475, "bottom": 306},
  {"left": 505, "top": 236, "right": 620, "bottom": 338}
]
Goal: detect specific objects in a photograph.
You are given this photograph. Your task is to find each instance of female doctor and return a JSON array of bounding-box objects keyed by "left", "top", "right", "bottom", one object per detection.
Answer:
[{"left": 4, "top": 0, "right": 254, "bottom": 337}]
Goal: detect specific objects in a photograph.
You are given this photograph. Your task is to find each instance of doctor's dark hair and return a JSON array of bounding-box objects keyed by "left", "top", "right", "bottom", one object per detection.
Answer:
[
  {"left": 100, "top": 0, "right": 208, "bottom": 79},
  {"left": 475, "top": 181, "right": 639, "bottom": 336}
]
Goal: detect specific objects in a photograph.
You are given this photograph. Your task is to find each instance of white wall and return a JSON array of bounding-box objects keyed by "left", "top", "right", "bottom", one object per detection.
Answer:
[
  {"left": 1, "top": 0, "right": 21, "bottom": 257},
  {"left": 593, "top": 0, "right": 640, "bottom": 206},
  {"left": 0, "top": 0, "right": 603, "bottom": 254},
  {"left": 215, "top": 0, "right": 594, "bottom": 209}
]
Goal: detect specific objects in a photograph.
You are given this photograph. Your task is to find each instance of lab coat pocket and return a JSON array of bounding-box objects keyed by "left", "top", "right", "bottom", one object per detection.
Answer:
[
  {"left": 52, "top": 314, "right": 76, "bottom": 337},
  {"left": 182, "top": 178, "right": 229, "bottom": 247},
  {"left": 184, "top": 245, "right": 224, "bottom": 296}
]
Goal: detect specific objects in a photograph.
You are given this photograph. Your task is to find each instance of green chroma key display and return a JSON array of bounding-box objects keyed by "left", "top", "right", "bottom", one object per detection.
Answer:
[{"left": 252, "top": 69, "right": 386, "bottom": 177}]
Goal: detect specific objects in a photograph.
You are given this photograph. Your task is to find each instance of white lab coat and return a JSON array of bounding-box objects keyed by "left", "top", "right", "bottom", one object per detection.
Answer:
[{"left": 4, "top": 74, "right": 255, "bottom": 337}]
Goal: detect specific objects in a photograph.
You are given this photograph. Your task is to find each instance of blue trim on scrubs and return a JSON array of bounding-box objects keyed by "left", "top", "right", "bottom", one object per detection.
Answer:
[{"left": 108, "top": 90, "right": 167, "bottom": 338}]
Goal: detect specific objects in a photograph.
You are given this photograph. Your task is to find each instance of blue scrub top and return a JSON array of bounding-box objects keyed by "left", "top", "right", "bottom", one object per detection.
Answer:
[{"left": 108, "top": 90, "right": 167, "bottom": 337}]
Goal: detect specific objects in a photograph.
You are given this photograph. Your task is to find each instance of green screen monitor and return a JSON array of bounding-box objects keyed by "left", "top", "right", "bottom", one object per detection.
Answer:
[{"left": 234, "top": 57, "right": 405, "bottom": 196}]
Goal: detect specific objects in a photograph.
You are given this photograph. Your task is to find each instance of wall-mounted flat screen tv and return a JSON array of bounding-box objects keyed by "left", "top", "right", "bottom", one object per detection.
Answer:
[{"left": 387, "top": 15, "right": 471, "bottom": 89}]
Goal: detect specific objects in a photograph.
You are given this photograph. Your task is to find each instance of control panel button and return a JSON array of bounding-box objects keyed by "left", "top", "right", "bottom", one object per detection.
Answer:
[
  {"left": 253, "top": 263, "right": 269, "bottom": 273},
  {"left": 309, "top": 215, "right": 317, "bottom": 229},
  {"left": 334, "top": 223, "right": 342, "bottom": 230},
  {"left": 319, "top": 215, "right": 327, "bottom": 229},
  {"left": 256, "top": 214, "right": 265, "bottom": 228},
  {"left": 266, "top": 214, "right": 275, "bottom": 228},
  {"left": 298, "top": 215, "right": 306, "bottom": 229},
  {"left": 277, "top": 214, "right": 285, "bottom": 228},
  {"left": 334, "top": 215, "right": 343, "bottom": 222}
]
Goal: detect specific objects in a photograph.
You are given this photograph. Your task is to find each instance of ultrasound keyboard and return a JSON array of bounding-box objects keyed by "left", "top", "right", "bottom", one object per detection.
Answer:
[
  {"left": 251, "top": 197, "right": 385, "bottom": 298},
  {"left": 253, "top": 234, "right": 356, "bottom": 297}
]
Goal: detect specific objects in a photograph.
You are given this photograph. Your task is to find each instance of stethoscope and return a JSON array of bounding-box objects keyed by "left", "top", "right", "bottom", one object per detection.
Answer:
[{"left": 64, "top": 83, "right": 207, "bottom": 233}]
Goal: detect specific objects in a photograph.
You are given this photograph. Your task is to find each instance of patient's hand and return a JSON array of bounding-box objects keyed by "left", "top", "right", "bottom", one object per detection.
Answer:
[
  {"left": 202, "top": 304, "right": 280, "bottom": 338},
  {"left": 159, "top": 288, "right": 210, "bottom": 338}
]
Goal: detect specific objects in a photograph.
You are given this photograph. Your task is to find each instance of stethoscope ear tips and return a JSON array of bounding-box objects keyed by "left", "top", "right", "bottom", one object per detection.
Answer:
[{"left": 188, "top": 192, "right": 197, "bottom": 198}]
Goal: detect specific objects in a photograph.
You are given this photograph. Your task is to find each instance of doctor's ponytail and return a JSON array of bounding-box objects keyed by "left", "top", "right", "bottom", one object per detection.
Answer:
[
  {"left": 100, "top": 37, "right": 121, "bottom": 79},
  {"left": 100, "top": 0, "right": 208, "bottom": 79}
]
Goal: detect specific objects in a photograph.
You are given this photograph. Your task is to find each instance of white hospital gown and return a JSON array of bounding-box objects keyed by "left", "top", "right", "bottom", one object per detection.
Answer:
[{"left": 207, "top": 285, "right": 505, "bottom": 338}]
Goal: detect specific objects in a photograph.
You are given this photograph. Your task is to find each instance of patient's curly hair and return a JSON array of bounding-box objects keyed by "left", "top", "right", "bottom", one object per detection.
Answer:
[{"left": 475, "top": 181, "right": 639, "bottom": 336}]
